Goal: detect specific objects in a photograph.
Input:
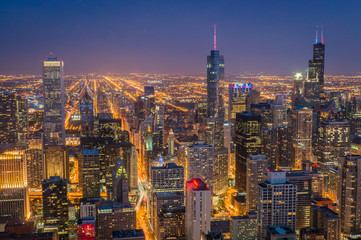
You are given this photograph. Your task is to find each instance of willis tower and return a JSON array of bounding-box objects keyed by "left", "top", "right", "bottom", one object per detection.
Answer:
[{"left": 304, "top": 26, "right": 325, "bottom": 109}]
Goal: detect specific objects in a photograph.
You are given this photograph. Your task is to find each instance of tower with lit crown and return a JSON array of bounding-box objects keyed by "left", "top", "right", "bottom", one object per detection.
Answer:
[
  {"left": 207, "top": 25, "right": 224, "bottom": 118},
  {"left": 43, "top": 54, "right": 65, "bottom": 146},
  {"left": 304, "top": 26, "right": 325, "bottom": 109}
]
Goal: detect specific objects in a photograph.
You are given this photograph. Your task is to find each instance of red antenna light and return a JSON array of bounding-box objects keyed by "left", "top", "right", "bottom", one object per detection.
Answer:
[
  {"left": 213, "top": 24, "right": 216, "bottom": 50},
  {"left": 321, "top": 25, "right": 324, "bottom": 44}
]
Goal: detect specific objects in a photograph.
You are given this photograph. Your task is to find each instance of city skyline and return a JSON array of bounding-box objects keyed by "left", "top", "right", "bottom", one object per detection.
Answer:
[{"left": 1, "top": 0, "right": 361, "bottom": 75}]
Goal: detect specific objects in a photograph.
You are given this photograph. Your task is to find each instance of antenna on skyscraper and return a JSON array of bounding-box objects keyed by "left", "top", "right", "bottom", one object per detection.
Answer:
[
  {"left": 214, "top": 24, "right": 217, "bottom": 50},
  {"left": 321, "top": 25, "right": 324, "bottom": 44},
  {"left": 315, "top": 25, "right": 319, "bottom": 44}
]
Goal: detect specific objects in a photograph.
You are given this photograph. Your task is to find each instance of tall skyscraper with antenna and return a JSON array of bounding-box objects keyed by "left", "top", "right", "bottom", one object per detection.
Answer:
[
  {"left": 207, "top": 25, "right": 224, "bottom": 118},
  {"left": 43, "top": 54, "right": 65, "bottom": 145},
  {"left": 304, "top": 26, "right": 325, "bottom": 108}
]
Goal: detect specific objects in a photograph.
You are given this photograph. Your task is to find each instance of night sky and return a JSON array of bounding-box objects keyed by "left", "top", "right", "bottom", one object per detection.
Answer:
[{"left": 1, "top": 0, "right": 361, "bottom": 75}]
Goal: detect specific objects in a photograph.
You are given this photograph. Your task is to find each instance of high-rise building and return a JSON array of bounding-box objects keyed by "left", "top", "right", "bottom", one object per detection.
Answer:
[
  {"left": 26, "top": 138, "right": 43, "bottom": 189},
  {"left": 186, "top": 178, "right": 211, "bottom": 240},
  {"left": 79, "top": 149, "right": 100, "bottom": 198},
  {"left": 187, "top": 141, "right": 213, "bottom": 189},
  {"left": 0, "top": 147, "right": 28, "bottom": 222},
  {"left": 168, "top": 129, "right": 175, "bottom": 155},
  {"left": 271, "top": 95, "right": 287, "bottom": 128},
  {"left": 113, "top": 229, "right": 145, "bottom": 240},
  {"left": 79, "top": 197, "right": 102, "bottom": 221},
  {"left": 80, "top": 85, "right": 95, "bottom": 137},
  {"left": 0, "top": 92, "right": 17, "bottom": 145},
  {"left": 112, "top": 161, "right": 129, "bottom": 204},
  {"left": 230, "top": 212, "right": 258, "bottom": 240},
  {"left": 246, "top": 154, "right": 268, "bottom": 212},
  {"left": 207, "top": 25, "right": 224, "bottom": 118},
  {"left": 42, "top": 176, "right": 68, "bottom": 232},
  {"left": 292, "top": 73, "right": 305, "bottom": 107},
  {"left": 15, "top": 94, "right": 28, "bottom": 149},
  {"left": 304, "top": 28, "right": 325, "bottom": 109},
  {"left": 96, "top": 201, "right": 136, "bottom": 239},
  {"left": 228, "top": 83, "right": 252, "bottom": 122},
  {"left": 43, "top": 55, "right": 65, "bottom": 146},
  {"left": 310, "top": 205, "right": 341, "bottom": 240},
  {"left": 257, "top": 171, "right": 297, "bottom": 238},
  {"left": 43, "top": 145, "right": 69, "bottom": 180},
  {"left": 292, "top": 106, "right": 313, "bottom": 170},
  {"left": 153, "top": 192, "right": 185, "bottom": 240},
  {"left": 235, "top": 112, "right": 262, "bottom": 192},
  {"left": 316, "top": 121, "right": 350, "bottom": 172},
  {"left": 151, "top": 162, "right": 184, "bottom": 193},
  {"left": 286, "top": 171, "right": 313, "bottom": 230},
  {"left": 337, "top": 155, "right": 361, "bottom": 237},
  {"left": 77, "top": 216, "right": 96, "bottom": 240},
  {"left": 144, "top": 86, "right": 155, "bottom": 96}
]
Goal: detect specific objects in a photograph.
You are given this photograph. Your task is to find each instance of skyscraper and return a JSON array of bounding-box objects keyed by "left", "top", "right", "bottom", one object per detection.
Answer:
[
  {"left": 228, "top": 83, "right": 252, "bottom": 122},
  {"left": 42, "top": 176, "right": 68, "bottom": 233},
  {"left": 0, "top": 92, "right": 17, "bottom": 145},
  {"left": 316, "top": 121, "right": 350, "bottom": 173},
  {"left": 43, "top": 145, "right": 69, "bottom": 180},
  {"left": 80, "top": 85, "right": 95, "bottom": 137},
  {"left": 257, "top": 171, "right": 297, "bottom": 238},
  {"left": 235, "top": 112, "right": 262, "bottom": 192},
  {"left": 246, "top": 154, "right": 268, "bottom": 212},
  {"left": 207, "top": 25, "right": 224, "bottom": 118},
  {"left": 186, "top": 178, "right": 211, "bottom": 240},
  {"left": 79, "top": 149, "right": 100, "bottom": 198},
  {"left": 291, "top": 106, "right": 313, "bottom": 170},
  {"left": 43, "top": 55, "right": 65, "bottom": 146},
  {"left": 304, "top": 27, "right": 325, "bottom": 109},
  {"left": 112, "top": 161, "right": 129, "bottom": 204},
  {"left": 337, "top": 155, "right": 361, "bottom": 237},
  {"left": 168, "top": 129, "right": 175, "bottom": 155},
  {"left": 0, "top": 147, "right": 28, "bottom": 222},
  {"left": 187, "top": 141, "right": 214, "bottom": 189}
]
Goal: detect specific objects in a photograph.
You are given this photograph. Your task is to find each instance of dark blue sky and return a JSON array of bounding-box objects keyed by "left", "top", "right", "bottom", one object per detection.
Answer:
[{"left": 1, "top": 0, "right": 360, "bottom": 75}]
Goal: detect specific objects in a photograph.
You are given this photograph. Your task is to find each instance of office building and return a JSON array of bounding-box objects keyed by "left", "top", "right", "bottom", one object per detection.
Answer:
[
  {"left": 246, "top": 154, "right": 268, "bottom": 212},
  {"left": 154, "top": 192, "right": 185, "bottom": 240},
  {"left": 186, "top": 178, "right": 211, "bottom": 240},
  {"left": 291, "top": 106, "right": 313, "bottom": 170},
  {"left": 43, "top": 145, "right": 69, "bottom": 180},
  {"left": 257, "top": 171, "right": 297, "bottom": 238},
  {"left": 79, "top": 197, "right": 102, "bottom": 221},
  {"left": 0, "top": 92, "right": 17, "bottom": 145},
  {"left": 168, "top": 128, "right": 175, "bottom": 155},
  {"left": 0, "top": 147, "right": 28, "bottom": 222},
  {"left": 337, "top": 155, "right": 361, "bottom": 238},
  {"left": 112, "top": 161, "right": 129, "bottom": 204},
  {"left": 310, "top": 205, "right": 341, "bottom": 240},
  {"left": 15, "top": 94, "right": 28, "bottom": 148},
  {"left": 26, "top": 138, "right": 43, "bottom": 189},
  {"left": 286, "top": 171, "right": 313, "bottom": 230},
  {"left": 42, "top": 177, "right": 68, "bottom": 232},
  {"left": 43, "top": 55, "right": 65, "bottom": 146},
  {"left": 316, "top": 121, "right": 350, "bottom": 172},
  {"left": 80, "top": 85, "right": 95, "bottom": 137},
  {"left": 79, "top": 149, "right": 100, "bottom": 198},
  {"left": 96, "top": 201, "right": 136, "bottom": 240},
  {"left": 304, "top": 28, "right": 325, "bottom": 108},
  {"left": 235, "top": 112, "right": 262, "bottom": 192},
  {"left": 230, "top": 213, "right": 257, "bottom": 240},
  {"left": 207, "top": 25, "right": 225, "bottom": 118},
  {"left": 151, "top": 162, "right": 184, "bottom": 193},
  {"left": 187, "top": 141, "right": 213, "bottom": 189},
  {"left": 228, "top": 83, "right": 252, "bottom": 122}
]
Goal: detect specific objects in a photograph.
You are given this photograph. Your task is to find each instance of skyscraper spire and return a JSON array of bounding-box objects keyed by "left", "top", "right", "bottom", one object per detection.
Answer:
[
  {"left": 321, "top": 25, "right": 324, "bottom": 44},
  {"left": 214, "top": 24, "right": 217, "bottom": 51},
  {"left": 315, "top": 25, "right": 319, "bottom": 44}
]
